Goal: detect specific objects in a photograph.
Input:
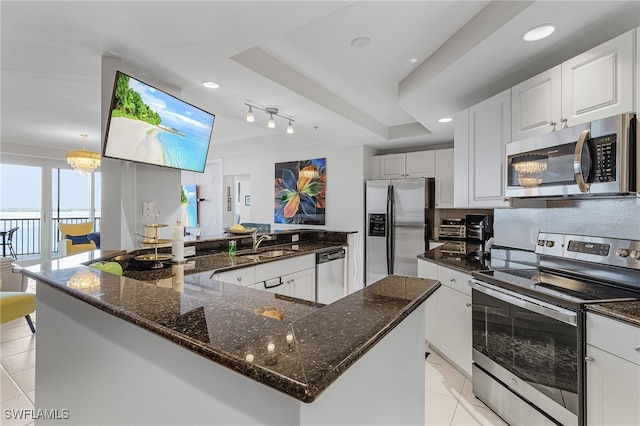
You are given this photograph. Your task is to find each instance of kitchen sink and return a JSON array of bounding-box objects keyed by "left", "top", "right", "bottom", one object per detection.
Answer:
[{"left": 237, "top": 248, "right": 296, "bottom": 261}]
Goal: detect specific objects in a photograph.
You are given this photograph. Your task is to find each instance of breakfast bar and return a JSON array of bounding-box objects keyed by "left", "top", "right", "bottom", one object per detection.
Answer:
[{"left": 23, "top": 249, "right": 438, "bottom": 425}]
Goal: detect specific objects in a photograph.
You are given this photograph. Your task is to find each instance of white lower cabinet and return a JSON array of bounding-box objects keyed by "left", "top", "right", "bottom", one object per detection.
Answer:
[
  {"left": 216, "top": 254, "right": 317, "bottom": 303},
  {"left": 586, "top": 312, "right": 640, "bottom": 426},
  {"left": 418, "top": 259, "right": 472, "bottom": 376}
]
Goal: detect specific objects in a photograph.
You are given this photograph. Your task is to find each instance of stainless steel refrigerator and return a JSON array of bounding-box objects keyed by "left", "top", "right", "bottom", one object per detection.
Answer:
[{"left": 365, "top": 178, "right": 435, "bottom": 285}]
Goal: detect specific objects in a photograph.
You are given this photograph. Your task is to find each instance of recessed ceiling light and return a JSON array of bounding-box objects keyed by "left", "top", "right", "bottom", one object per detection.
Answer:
[
  {"left": 202, "top": 81, "right": 220, "bottom": 89},
  {"left": 409, "top": 58, "right": 418, "bottom": 64},
  {"left": 522, "top": 24, "right": 556, "bottom": 42},
  {"left": 351, "top": 37, "right": 371, "bottom": 48},
  {"left": 438, "top": 117, "right": 453, "bottom": 123}
]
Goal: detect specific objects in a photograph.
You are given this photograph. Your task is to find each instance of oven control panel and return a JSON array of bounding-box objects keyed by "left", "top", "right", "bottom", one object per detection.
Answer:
[{"left": 536, "top": 232, "right": 640, "bottom": 269}]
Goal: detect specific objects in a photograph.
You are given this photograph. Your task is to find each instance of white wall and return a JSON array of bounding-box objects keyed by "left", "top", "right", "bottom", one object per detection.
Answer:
[{"left": 182, "top": 159, "right": 223, "bottom": 236}]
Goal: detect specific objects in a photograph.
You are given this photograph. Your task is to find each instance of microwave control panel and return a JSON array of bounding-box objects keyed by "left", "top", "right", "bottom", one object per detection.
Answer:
[{"left": 592, "top": 134, "right": 617, "bottom": 182}]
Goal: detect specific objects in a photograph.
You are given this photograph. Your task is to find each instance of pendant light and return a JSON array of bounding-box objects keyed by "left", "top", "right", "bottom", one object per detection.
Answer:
[
  {"left": 66, "top": 134, "right": 101, "bottom": 175},
  {"left": 267, "top": 114, "right": 276, "bottom": 128},
  {"left": 246, "top": 106, "right": 254, "bottom": 122}
]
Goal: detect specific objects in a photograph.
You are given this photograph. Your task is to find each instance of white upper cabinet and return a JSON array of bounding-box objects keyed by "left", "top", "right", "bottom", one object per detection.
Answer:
[
  {"left": 467, "top": 89, "right": 511, "bottom": 208},
  {"left": 562, "top": 30, "right": 635, "bottom": 126},
  {"left": 512, "top": 65, "right": 562, "bottom": 140},
  {"left": 512, "top": 29, "right": 635, "bottom": 141},
  {"left": 374, "top": 151, "right": 435, "bottom": 179},
  {"left": 434, "top": 148, "right": 454, "bottom": 208}
]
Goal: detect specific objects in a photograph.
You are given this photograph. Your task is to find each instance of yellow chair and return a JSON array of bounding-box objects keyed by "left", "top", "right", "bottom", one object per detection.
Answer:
[
  {"left": 0, "top": 277, "right": 36, "bottom": 333},
  {"left": 58, "top": 222, "right": 97, "bottom": 256}
]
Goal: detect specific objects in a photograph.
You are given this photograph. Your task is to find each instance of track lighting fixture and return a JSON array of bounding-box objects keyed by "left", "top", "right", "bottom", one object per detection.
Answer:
[{"left": 244, "top": 103, "right": 294, "bottom": 134}]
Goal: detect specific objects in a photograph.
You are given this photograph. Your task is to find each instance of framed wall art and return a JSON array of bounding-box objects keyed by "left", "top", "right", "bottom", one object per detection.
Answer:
[{"left": 274, "top": 158, "right": 326, "bottom": 225}]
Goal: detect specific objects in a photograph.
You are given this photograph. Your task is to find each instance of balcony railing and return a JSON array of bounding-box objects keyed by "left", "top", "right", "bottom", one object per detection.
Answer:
[{"left": 1, "top": 217, "right": 101, "bottom": 257}]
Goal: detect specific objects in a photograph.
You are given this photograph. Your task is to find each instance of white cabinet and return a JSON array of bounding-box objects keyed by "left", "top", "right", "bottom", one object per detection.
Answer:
[
  {"left": 512, "top": 65, "right": 562, "bottom": 140},
  {"left": 211, "top": 267, "right": 256, "bottom": 287},
  {"left": 213, "top": 254, "right": 316, "bottom": 303},
  {"left": 466, "top": 89, "right": 511, "bottom": 208},
  {"left": 562, "top": 30, "right": 635, "bottom": 126},
  {"left": 418, "top": 259, "right": 472, "bottom": 376},
  {"left": 586, "top": 312, "right": 640, "bottom": 426},
  {"left": 434, "top": 148, "right": 454, "bottom": 208},
  {"left": 512, "top": 29, "right": 635, "bottom": 141},
  {"left": 374, "top": 151, "right": 435, "bottom": 179}
]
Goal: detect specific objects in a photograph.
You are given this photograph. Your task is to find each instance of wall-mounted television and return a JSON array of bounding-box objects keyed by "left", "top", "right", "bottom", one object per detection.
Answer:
[{"left": 103, "top": 71, "right": 215, "bottom": 173}]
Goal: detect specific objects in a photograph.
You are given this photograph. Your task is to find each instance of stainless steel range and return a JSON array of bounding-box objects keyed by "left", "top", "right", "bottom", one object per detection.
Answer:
[{"left": 471, "top": 232, "right": 640, "bottom": 426}]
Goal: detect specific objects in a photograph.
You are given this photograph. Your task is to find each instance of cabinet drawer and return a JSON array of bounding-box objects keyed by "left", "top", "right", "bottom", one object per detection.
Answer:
[
  {"left": 417, "top": 259, "right": 438, "bottom": 279},
  {"left": 254, "top": 254, "right": 315, "bottom": 283},
  {"left": 587, "top": 312, "right": 640, "bottom": 365},
  {"left": 437, "top": 267, "right": 472, "bottom": 296},
  {"left": 211, "top": 267, "right": 255, "bottom": 287}
]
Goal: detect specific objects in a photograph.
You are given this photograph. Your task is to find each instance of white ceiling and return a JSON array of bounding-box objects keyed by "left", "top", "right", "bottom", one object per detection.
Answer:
[{"left": 1, "top": 1, "right": 639, "bottom": 158}]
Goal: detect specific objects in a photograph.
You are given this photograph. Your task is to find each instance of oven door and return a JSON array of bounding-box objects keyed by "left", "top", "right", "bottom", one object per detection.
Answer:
[{"left": 470, "top": 279, "right": 579, "bottom": 426}]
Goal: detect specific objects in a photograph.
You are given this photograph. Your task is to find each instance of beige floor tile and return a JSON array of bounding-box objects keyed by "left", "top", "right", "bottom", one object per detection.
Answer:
[
  {"left": 460, "top": 378, "right": 488, "bottom": 408},
  {"left": 0, "top": 336, "right": 36, "bottom": 360},
  {"left": 0, "top": 394, "right": 35, "bottom": 426},
  {"left": 25, "top": 391, "right": 35, "bottom": 404},
  {"left": 451, "top": 398, "right": 509, "bottom": 426},
  {"left": 1, "top": 324, "right": 35, "bottom": 343},
  {"left": 11, "top": 367, "right": 35, "bottom": 394},
  {"left": 0, "top": 318, "right": 28, "bottom": 331},
  {"left": 1, "top": 374, "right": 23, "bottom": 402},
  {"left": 1, "top": 349, "right": 36, "bottom": 376},
  {"left": 425, "top": 359, "right": 465, "bottom": 399},
  {"left": 425, "top": 389, "right": 458, "bottom": 426}
]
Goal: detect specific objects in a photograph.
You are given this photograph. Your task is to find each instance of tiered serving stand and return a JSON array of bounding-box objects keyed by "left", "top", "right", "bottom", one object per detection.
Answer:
[{"left": 135, "top": 223, "right": 172, "bottom": 269}]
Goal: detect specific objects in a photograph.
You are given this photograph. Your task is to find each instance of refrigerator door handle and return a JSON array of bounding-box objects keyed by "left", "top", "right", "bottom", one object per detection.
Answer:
[{"left": 387, "top": 184, "right": 394, "bottom": 275}]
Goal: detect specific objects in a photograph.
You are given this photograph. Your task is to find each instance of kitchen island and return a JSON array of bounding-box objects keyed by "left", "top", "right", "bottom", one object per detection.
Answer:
[{"left": 23, "top": 250, "right": 438, "bottom": 425}]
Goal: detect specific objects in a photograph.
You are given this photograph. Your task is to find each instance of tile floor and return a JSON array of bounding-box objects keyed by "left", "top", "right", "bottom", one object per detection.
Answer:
[
  {"left": 424, "top": 347, "right": 508, "bottom": 425},
  {"left": 1, "top": 281, "right": 506, "bottom": 426}
]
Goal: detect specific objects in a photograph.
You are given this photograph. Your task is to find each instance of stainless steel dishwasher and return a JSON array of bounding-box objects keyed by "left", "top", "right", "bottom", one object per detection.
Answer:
[{"left": 315, "top": 247, "right": 346, "bottom": 304}]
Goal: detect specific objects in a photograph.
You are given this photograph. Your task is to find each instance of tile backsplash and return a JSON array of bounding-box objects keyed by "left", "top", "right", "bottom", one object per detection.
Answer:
[{"left": 494, "top": 196, "right": 640, "bottom": 251}]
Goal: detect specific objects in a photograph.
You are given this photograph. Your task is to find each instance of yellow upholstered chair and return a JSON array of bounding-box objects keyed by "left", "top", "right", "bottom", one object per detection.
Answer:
[
  {"left": 0, "top": 278, "right": 36, "bottom": 333},
  {"left": 58, "top": 222, "right": 97, "bottom": 256}
]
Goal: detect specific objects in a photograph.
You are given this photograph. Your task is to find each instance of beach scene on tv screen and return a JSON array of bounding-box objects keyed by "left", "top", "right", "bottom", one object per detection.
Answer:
[{"left": 104, "top": 72, "right": 214, "bottom": 172}]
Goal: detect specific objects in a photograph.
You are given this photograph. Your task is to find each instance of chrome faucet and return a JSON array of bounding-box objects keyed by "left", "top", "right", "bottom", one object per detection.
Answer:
[{"left": 252, "top": 231, "right": 273, "bottom": 252}]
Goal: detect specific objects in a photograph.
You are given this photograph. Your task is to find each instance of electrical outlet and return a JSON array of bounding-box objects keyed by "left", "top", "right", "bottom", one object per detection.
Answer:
[
  {"left": 143, "top": 201, "right": 154, "bottom": 217},
  {"left": 292, "top": 234, "right": 299, "bottom": 242}
]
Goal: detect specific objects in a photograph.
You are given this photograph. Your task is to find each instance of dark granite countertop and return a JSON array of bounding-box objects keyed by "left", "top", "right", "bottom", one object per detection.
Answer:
[
  {"left": 22, "top": 250, "right": 439, "bottom": 403},
  {"left": 586, "top": 301, "right": 640, "bottom": 327},
  {"left": 113, "top": 241, "right": 345, "bottom": 283},
  {"left": 417, "top": 246, "right": 491, "bottom": 274}
]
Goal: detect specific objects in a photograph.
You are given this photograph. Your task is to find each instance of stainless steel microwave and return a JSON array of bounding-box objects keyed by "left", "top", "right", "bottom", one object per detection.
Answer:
[{"left": 505, "top": 113, "right": 637, "bottom": 198}]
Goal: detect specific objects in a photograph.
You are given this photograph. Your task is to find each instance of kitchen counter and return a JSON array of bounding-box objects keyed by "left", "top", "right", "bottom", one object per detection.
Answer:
[
  {"left": 23, "top": 249, "right": 438, "bottom": 425},
  {"left": 586, "top": 301, "right": 640, "bottom": 327},
  {"left": 417, "top": 246, "right": 490, "bottom": 274}
]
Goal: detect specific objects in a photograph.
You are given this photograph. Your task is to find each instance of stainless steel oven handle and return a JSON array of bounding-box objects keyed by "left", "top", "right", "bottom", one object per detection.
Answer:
[
  {"left": 573, "top": 129, "right": 591, "bottom": 193},
  {"left": 470, "top": 279, "right": 577, "bottom": 326}
]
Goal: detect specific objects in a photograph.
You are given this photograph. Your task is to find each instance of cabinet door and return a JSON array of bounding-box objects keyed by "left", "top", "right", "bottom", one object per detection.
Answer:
[
  {"left": 406, "top": 151, "right": 435, "bottom": 178},
  {"left": 424, "top": 286, "right": 440, "bottom": 349},
  {"left": 468, "top": 89, "right": 510, "bottom": 208},
  {"left": 562, "top": 30, "right": 634, "bottom": 127},
  {"left": 286, "top": 268, "right": 316, "bottom": 302},
  {"left": 434, "top": 148, "right": 454, "bottom": 208},
  {"left": 438, "top": 285, "right": 472, "bottom": 377},
  {"left": 378, "top": 154, "right": 406, "bottom": 179},
  {"left": 453, "top": 108, "right": 470, "bottom": 208},
  {"left": 586, "top": 345, "right": 640, "bottom": 426},
  {"left": 511, "top": 65, "right": 562, "bottom": 140}
]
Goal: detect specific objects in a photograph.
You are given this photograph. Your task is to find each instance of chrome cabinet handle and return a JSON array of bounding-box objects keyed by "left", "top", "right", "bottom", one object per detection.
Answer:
[
  {"left": 561, "top": 117, "right": 568, "bottom": 123},
  {"left": 450, "top": 278, "right": 456, "bottom": 283},
  {"left": 635, "top": 345, "right": 640, "bottom": 353},
  {"left": 466, "top": 302, "right": 471, "bottom": 308},
  {"left": 237, "top": 277, "right": 242, "bottom": 282},
  {"left": 585, "top": 356, "right": 595, "bottom": 364},
  {"left": 573, "top": 129, "right": 591, "bottom": 193},
  {"left": 550, "top": 121, "right": 557, "bottom": 127}
]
